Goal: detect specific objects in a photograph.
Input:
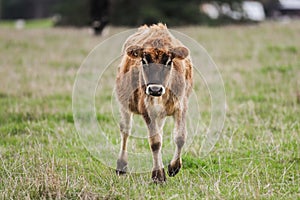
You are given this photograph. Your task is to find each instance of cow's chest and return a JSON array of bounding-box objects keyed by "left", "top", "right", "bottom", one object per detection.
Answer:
[
  {"left": 152, "top": 98, "right": 165, "bottom": 115},
  {"left": 144, "top": 96, "right": 176, "bottom": 118}
]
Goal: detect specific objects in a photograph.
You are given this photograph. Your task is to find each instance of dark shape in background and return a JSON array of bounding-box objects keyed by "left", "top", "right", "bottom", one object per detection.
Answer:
[{"left": 90, "top": 0, "right": 109, "bottom": 35}]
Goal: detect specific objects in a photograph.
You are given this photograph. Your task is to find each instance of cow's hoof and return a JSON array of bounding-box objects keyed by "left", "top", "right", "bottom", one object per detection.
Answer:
[
  {"left": 167, "top": 159, "right": 182, "bottom": 177},
  {"left": 152, "top": 168, "right": 166, "bottom": 183},
  {"left": 116, "top": 169, "right": 126, "bottom": 175},
  {"left": 116, "top": 159, "right": 127, "bottom": 175}
]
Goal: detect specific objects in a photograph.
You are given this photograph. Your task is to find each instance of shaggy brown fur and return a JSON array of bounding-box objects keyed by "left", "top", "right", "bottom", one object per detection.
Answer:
[{"left": 115, "top": 23, "right": 193, "bottom": 183}]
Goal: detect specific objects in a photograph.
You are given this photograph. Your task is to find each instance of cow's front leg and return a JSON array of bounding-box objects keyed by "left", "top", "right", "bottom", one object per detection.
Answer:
[
  {"left": 149, "top": 133, "right": 166, "bottom": 183},
  {"left": 116, "top": 108, "right": 132, "bottom": 175},
  {"left": 144, "top": 114, "right": 166, "bottom": 183},
  {"left": 168, "top": 108, "right": 187, "bottom": 177}
]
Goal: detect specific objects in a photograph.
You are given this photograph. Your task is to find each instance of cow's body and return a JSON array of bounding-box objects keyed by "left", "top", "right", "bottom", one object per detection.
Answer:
[{"left": 115, "top": 23, "right": 193, "bottom": 183}]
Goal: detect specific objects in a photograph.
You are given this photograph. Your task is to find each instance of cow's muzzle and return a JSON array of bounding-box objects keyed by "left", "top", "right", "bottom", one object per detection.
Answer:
[{"left": 146, "top": 84, "right": 165, "bottom": 97}]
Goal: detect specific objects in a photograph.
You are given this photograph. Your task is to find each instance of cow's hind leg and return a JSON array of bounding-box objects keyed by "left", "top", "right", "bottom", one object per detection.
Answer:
[
  {"left": 116, "top": 108, "right": 132, "bottom": 175},
  {"left": 168, "top": 109, "right": 187, "bottom": 177}
]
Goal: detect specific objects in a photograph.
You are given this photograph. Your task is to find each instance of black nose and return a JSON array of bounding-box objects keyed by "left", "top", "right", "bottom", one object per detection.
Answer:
[{"left": 146, "top": 85, "right": 165, "bottom": 97}]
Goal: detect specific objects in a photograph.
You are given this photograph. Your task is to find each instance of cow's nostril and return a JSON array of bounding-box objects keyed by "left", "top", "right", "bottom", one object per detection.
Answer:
[
  {"left": 149, "top": 86, "right": 162, "bottom": 93},
  {"left": 146, "top": 84, "right": 165, "bottom": 96}
]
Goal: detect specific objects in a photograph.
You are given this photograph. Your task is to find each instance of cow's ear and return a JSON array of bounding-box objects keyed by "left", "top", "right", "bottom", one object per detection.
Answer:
[
  {"left": 126, "top": 45, "right": 143, "bottom": 59},
  {"left": 170, "top": 46, "right": 189, "bottom": 60}
]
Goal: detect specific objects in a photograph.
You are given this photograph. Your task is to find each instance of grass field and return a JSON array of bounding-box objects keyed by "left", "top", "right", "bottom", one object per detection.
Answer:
[{"left": 0, "top": 21, "right": 299, "bottom": 199}]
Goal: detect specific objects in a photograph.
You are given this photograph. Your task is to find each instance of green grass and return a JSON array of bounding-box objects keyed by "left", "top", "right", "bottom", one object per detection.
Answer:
[
  {"left": 1, "top": 21, "right": 300, "bottom": 199},
  {"left": 0, "top": 18, "right": 54, "bottom": 29}
]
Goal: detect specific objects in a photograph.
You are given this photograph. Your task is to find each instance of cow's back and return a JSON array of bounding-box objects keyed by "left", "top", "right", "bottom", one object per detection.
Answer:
[{"left": 123, "top": 23, "right": 183, "bottom": 52}]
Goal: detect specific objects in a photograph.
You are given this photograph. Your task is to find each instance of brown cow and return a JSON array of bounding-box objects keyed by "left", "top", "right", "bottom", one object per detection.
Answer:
[{"left": 115, "top": 23, "right": 193, "bottom": 183}]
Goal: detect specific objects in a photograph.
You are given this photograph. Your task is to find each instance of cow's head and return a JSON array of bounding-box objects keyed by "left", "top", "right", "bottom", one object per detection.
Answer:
[{"left": 126, "top": 45, "right": 189, "bottom": 97}]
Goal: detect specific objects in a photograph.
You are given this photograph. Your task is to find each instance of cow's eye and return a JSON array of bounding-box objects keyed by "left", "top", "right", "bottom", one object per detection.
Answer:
[
  {"left": 166, "top": 58, "right": 172, "bottom": 66},
  {"left": 142, "top": 54, "right": 152, "bottom": 65},
  {"left": 145, "top": 54, "right": 152, "bottom": 63},
  {"left": 165, "top": 57, "right": 172, "bottom": 66},
  {"left": 142, "top": 58, "right": 148, "bottom": 65},
  {"left": 161, "top": 54, "right": 172, "bottom": 66}
]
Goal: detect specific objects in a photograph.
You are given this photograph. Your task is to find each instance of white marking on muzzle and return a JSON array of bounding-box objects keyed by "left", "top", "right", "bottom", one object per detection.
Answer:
[{"left": 146, "top": 84, "right": 165, "bottom": 96}]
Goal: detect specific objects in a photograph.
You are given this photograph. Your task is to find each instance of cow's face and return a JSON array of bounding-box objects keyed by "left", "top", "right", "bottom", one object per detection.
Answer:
[{"left": 126, "top": 46, "right": 189, "bottom": 97}]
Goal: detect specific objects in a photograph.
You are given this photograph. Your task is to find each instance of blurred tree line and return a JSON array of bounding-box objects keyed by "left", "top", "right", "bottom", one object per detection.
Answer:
[
  {"left": 0, "top": 0, "right": 259, "bottom": 27},
  {"left": 110, "top": 0, "right": 208, "bottom": 26},
  {"left": 0, "top": 0, "right": 60, "bottom": 19}
]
